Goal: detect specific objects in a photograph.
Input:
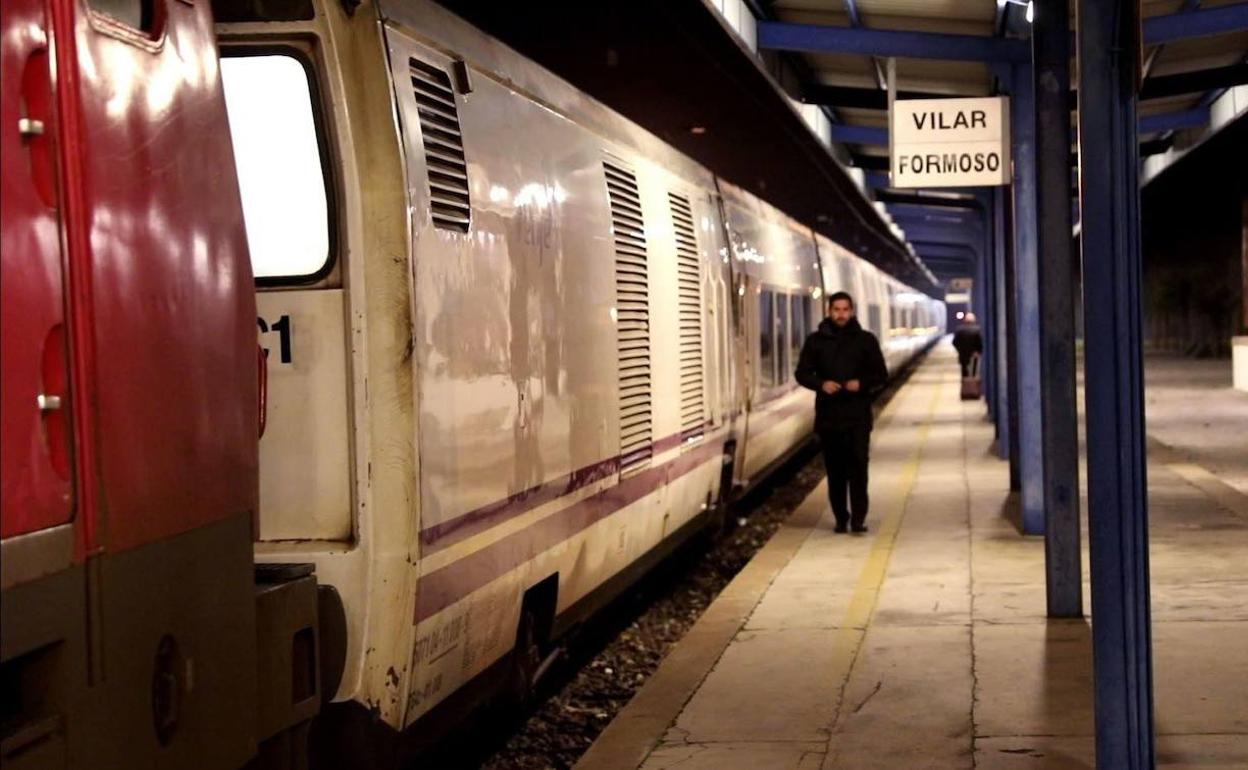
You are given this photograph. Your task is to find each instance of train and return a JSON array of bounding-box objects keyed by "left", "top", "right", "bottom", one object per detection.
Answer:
[{"left": 0, "top": 0, "right": 944, "bottom": 767}]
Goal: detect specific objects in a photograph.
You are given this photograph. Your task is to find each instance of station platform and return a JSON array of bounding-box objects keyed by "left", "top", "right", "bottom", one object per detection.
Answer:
[{"left": 576, "top": 345, "right": 1248, "bottom": 770}]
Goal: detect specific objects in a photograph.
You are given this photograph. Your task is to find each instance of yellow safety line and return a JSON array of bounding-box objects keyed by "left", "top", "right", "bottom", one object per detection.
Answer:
[
  {"left": 825, "top": 372, "right": 948, "bottom": 732},
  {"left": 1164, "top": 462, "right": 1248, "bottom": 517}
]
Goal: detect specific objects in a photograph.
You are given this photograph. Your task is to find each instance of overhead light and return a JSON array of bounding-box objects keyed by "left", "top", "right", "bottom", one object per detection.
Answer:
[
  {"left": 999, "top": 0, "right": 1033, "bottom": 23},
  {"left": 690, "top": 126, "right": 707, "bottom": 135}
]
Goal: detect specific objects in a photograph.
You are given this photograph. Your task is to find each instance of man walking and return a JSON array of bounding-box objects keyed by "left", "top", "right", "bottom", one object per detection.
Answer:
[
  {"left": 951, "top": 312, "right": 984, "bottom": 377},
  {"left": 795, "top": 292, "right": 889, "bottom": 533}
]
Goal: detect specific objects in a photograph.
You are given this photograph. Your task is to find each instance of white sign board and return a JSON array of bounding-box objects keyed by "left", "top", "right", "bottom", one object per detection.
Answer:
[{"left": 891, "top": 97, "right": 1011, "bottom": 188}]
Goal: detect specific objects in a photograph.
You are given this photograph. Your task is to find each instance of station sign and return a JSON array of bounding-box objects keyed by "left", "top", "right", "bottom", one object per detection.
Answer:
[{"left": 890, "top": 97, "right": 1011, "bottom": 188}]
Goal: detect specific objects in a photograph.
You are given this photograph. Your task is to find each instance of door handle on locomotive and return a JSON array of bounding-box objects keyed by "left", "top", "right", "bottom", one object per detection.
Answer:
[{"left": 19, "top": 117, "right": 45, "bottom": 137}]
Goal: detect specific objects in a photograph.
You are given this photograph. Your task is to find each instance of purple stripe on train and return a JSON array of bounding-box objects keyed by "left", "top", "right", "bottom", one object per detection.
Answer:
[
  {"left": 419, "top": 422, "right": 719, "bottom": 554},
  {"left": 412, "top": 392, "right": 814, "bottom": 622}
]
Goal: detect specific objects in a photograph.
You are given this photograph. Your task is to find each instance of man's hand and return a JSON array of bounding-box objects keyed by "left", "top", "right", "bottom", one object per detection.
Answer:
[
  {"left": 845, "top": 379, "right": 861, "bottom": 393},
  {"left": 821, "top": 380, "right": 842, "bottom": 395}
]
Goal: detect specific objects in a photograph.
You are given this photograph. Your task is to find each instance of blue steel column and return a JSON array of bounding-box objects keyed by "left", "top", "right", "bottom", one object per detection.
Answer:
[
  {"left": 1034, "top": 0, "right": 1083, "bottom": 617},
  {"left": 976, "top": 218, "right": 993, "bottom": 418},
  {"left": 1078, "top": 1, "right": 1156, "bottom": 767},
  {"left": 979, "top": 194, "right": 997, "bottom": 423},
  {"left": 995, "top": 188, "right": 1017, "bottom": 469},
  {"left": 1010, "top": 61, "right": 1046, "bottom": 534}
]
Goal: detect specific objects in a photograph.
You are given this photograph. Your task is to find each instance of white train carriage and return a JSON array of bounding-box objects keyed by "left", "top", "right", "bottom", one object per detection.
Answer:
[{"left": 212, "top": 0, "right": 942, "bottom": 756}]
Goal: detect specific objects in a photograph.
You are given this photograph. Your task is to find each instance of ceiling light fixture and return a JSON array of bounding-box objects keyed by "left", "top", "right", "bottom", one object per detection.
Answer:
[{"left": 999, "top": 0, "right": 1034, "bottom": 24}]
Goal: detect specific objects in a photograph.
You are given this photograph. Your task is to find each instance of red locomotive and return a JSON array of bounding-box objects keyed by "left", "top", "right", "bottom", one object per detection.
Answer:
[{"left": 1, "top": 0, "right": 322, "bottom": 766}]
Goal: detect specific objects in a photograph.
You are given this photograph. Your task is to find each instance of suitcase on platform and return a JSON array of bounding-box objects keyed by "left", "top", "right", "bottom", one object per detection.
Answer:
[{"left": 961, "top": 353, "right": 982, "bottom": 400}]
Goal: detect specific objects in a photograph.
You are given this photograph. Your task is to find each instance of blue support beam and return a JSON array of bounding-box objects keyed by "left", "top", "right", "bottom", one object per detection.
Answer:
[
  {"left": 1078, "top": 1, "right": 1157, "bottom": 767},
  {"left": 899, "top": 222, "right": 985, "bottom": 244},
  {"left": 1033, "top": 0, "right": 1083, "bottom": 618},
  {"left": 1010, "top": 61, "right": 1047, "bottom": 536},
  {"left": 1138, "top": 107, "right": 1209, "bottom": 134},
  {"left": 831, "top": 124, "right": 888, "bottom": 145},
  {"left": 759, "top": 4, "right": 1245, "bottom": 70},
  {"left": 842, "top": 0, "right": 888, "bottom": 88},
  {"left": 913, "top": 251, "right": 975, "bottom": 263},
  {"left": 1143, "top": 3, "right": 1248, "bottom": 44},
  {"left": 888, "top": 206, "right": 983, "bottom": 226},
  {"left": 912, "top": 249, "right": 976, "bottom": 265},
  {"left": 756, "top": 20, "right": 1031, "bottom": 62}
]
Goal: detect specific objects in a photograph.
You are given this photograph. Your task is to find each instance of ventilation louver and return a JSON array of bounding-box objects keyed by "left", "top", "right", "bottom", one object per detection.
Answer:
[
  {"left": 669, "top": 193, "right": 705, "bottom": 443},
  {"left": 410, "top": 58, "right": 470, "bottom": 232},
  {"left": 604, "top": 161, "right": 652, "bottom": 474}
]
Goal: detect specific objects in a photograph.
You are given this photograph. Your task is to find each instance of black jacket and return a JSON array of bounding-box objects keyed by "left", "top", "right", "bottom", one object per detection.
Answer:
[
  {"left": 951, "top": 323, "right": 983, "bottom": 364},
  {"left": 795, "top": 317, "right": 889, "bottom": 430}
]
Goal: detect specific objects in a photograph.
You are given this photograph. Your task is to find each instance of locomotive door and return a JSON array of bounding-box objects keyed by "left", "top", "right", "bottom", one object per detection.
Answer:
[
  {"left": 1, "top": 0, "right": 75, "bottom": 550},
  {"left": 219, "top": 47, "right": 354, "bottom": 543}
]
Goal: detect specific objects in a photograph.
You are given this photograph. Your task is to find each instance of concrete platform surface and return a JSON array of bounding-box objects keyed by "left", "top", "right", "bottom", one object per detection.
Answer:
[
  {"left": 1144, "top": 354, "right": 1248, "bottom": 497},
  {"left": 575, "top": 345, "right": 1248, "bottom": 770}
]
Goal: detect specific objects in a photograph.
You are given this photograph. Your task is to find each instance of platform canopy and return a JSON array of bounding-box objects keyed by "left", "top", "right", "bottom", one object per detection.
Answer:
[{"left": 756, "top": 0, "right": 1248, "bottom": 170}]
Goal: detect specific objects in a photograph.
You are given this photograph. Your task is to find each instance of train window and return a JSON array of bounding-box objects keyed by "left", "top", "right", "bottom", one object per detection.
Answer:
[
  {"left": 88, "top": 0, "right": 156, "bottom": 32},
  {"left": 867, "top": 304, "right": 882, "bottom": 339},
  {"left": 838, "top": 259, "right": 854, "bottom": 294},
  {"left": 758, "top": 290, "right": 776, "bottom": 388},
  {"left": 776, "top": 294, "right": 790, "bottom": 384},
  {"left": 220, "top": 52, "right": 333, "bottom": 282},
  {"left": 790, "top": 294, "right": 806, "bottom": 372}
]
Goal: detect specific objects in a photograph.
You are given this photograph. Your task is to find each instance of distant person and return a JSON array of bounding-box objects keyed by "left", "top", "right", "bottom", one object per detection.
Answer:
[
  {"left": 952, "top": 313, "right": 983, "bottom": 377},
  {"left": 795, "top": 292, "right": 888, "bottom": 534}
]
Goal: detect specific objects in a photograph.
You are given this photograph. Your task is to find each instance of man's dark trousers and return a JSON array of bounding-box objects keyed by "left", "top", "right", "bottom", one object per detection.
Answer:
[{"left": 820, "top": 425, "right": 871, "bottom": 528}]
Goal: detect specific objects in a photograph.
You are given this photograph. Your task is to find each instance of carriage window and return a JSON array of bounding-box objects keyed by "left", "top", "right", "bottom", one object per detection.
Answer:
[
  {"left": 789, "top": 294, "right": 806, "bottom": 374},
  {"left": 88, "top": 0, "right": 156, "bottom": 31},
  {"left": 838, "top": 259, "right": 854, "bottom": 293},
  {"left": 867, "top": 304, "right": 882, "bottom": 338},
  {"left": 221, "top": 53, "right": 332, "bottom": 281},
  {"left": 758, "top": 290, "right": 776, "bottom": 388},
  {"left": 776, "top": 294, "right": 790, "bottom": 384}
]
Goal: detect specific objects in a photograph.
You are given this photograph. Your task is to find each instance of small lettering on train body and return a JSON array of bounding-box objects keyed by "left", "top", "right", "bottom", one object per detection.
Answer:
[
  {"left": 257, "top": 315, "right": 293, "bottom": 364},
  {"left": 411, "top": 613, "right": 466, "bottom": 668},
  {"left": 406, "top": 672, "right": 444, "bottom": 713},
  {"left": 516, "top": 202, "right": 555, "bottom": 254}
]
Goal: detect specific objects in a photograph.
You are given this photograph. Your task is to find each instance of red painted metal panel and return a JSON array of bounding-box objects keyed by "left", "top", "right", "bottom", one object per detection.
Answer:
[
  {"left": 1, "top": 0, "right": 76, "bottom": 538},
  {"left": 62, "top": 0, "right": 258, "bottom": 553}
]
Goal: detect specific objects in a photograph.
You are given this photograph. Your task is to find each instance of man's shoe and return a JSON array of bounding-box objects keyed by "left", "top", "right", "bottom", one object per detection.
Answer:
[
  {"left": 851, "top": 523, "right": 869, "bottom": 534},
  {"left": 833, "top": 523, "right": 848, "bottom": 534}
]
